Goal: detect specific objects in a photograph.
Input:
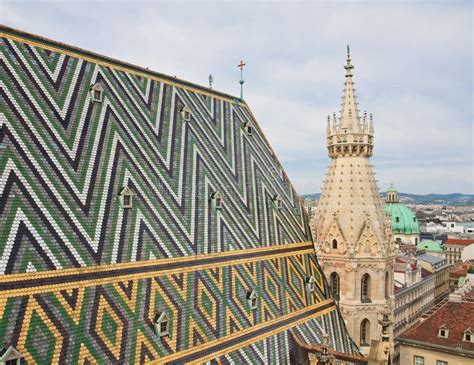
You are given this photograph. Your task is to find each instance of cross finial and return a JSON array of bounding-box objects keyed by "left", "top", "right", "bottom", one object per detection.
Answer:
[
  {"left": 238, "top": 60, "right": 246, "bottom": 100},
  {"left": 208, "top": 74, "right": 213, "bottom": 89},
  {"left": 344, "top": 45, "right": 354, "bottom": 77}
]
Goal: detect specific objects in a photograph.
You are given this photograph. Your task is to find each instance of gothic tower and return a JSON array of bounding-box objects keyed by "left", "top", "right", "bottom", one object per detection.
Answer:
[{"left": 313, "top": 47, "right": 396, "bottom": 355}]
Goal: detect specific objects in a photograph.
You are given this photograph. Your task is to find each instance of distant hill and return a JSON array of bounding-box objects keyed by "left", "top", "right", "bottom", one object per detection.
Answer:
[{"left": 302, "top": 192, "right": 474, "bottom": 206}]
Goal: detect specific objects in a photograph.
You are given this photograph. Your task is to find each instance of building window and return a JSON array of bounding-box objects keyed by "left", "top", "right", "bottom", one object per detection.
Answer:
[
  {"left": 0, "top": 346, "right": 24, "bottom": 365},
  {"left": 306, "top": 276, "right": 316, "bottom": 292},
  {"left": 385, "top": 272, "right": 390, "bottom": 299},
  {"left": 438, "top": 326, "right": 449, "bottom": 338},
  {"left": 436, "top": 361, "right": 448, "bottom": 365},
  {"left": 361, "top": 274, "right": 371, "bottom": 302},
  {"left": 332, "top": 239, "right": 338, "bottom": 249},
  {"left": 413, "top": 356, "right": 424, "bottom": 365},
  {"left": 360, "top": 319, "right": 370, "bottom": 346},
  {"left": 243, "top": 121, "right": 253, "bottom": 135},
  {"left": 395, "top": 216, "right": 400, "bottom": 223},
  {"left": 210, "top": 191, "right": 223, "bottom": 209},
  {"left": 464, "top": 329, "right": 473, "bottom": 342},
  {"left": 90, "top": 83, "right": 104, "bottom": 103},
  {"left": 330, "top": 272, "right": 340, "bottom": 297},
  {"left": 272, "top": 194, "right": 283, "bottom": 210},
  {"left": 247, "top": 289, "right": 258, "bottom": 310},
  {"left": 181, "top": 105, "right": 192, "bottom": 122},
  {"left": 153, "top": 312, "right": 170, "bottom": 337},
  {"left": 119, "top": 187, "right": 134, "bottom": 208}
]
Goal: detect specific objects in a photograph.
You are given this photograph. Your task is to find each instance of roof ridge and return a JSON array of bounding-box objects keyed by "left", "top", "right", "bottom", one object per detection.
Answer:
[{"left": 0, "top": 23, "right": 243, "bottom": 104}]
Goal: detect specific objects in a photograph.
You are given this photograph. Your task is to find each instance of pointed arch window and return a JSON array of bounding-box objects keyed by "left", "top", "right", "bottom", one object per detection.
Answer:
[
  {"left": 360, "top": 319, "right": 370, "bottom": 346},
  {"left": 330, "top": 272, "right": 340, "bottom": 298},
  {"left": 332, "top": 239, "right": 338, "bottom": 249},
  {"left": 384, "top": 272, "right": 390, "bottom": 299},
  {"left": 361, "top": 274, "right": 371, "bottom": 302},
  {"left": 154, "top": 312, "right": 170, "bottom": 337}
]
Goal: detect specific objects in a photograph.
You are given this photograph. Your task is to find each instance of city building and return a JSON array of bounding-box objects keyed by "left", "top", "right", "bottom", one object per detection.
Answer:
[
  {"left": 445, "top": 239, "right": 474, "bottom": 265},
  {"left": 397, "top": 285, "right": 474, "bottom": 364},
  {"left": 449, "top": 259, "right": 474, "bottom": 291},
  {"left": 417, "top": 254, "right": 450, "bottom": 302},
  {"left": 384, "top": 184, "right": 420, "bottom": 246},
  {"left": 312, "top": 47, "right": 395, "bottom": 357},
  {"left": 393, "top": 255, "right": 435, "bottom": 337},
  {"left": 0, "top": 26, "right": 364, "bottom": 364}
]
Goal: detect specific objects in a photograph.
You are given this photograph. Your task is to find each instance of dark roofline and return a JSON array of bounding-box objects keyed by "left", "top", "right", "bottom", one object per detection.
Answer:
[{"left": 0, "top": 24, "right": 242, "bottom": 104}]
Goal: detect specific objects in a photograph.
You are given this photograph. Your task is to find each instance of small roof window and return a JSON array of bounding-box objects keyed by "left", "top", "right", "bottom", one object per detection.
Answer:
[
  {"left": 242, "top": 121, "right": 253, "bottom": 136},
  {"left": 90, "top": 83, "right": 104, "bottom": 103},
  {"left": 119, "top": 186, "right": 134, "bottom": 208},
  {"left": 210, "top": 191, "right": 223, "bottom": 209},
  {"left": 306, "top": 275, "right": 316, "bottom": 292},
  {"left": 246, "top": 289, "right": 258, "bottom": 310},
  {"left": 438, "top": 324, "right": 449, "bottom": 338},
  {"left": 181, "top": 105, "right": 192, "bottom": 122},
  {"left": 0, "top": 346, "right": 24, "bottom": 365},
  {"left": 272, "top": 194, "right": 283, "bottom": 210},
  {"left": 464, "top": 328, "right": 473, "bottom": 343},
  {"left": 154, "top": 312, "right": 170, "bottom": 338}
]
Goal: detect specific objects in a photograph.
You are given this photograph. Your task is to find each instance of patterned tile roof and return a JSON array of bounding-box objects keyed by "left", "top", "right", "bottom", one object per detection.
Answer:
[{"left": 0, "top": 25, "right": 361, "bottom": 363}]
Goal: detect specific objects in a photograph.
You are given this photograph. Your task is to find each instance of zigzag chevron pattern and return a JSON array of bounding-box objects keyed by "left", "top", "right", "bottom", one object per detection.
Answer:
[{"left": 0, "top": 26, "right": 361, "bottom": 364}]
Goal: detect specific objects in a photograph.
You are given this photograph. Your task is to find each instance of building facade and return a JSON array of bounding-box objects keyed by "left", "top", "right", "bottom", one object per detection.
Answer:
[
  {"left": 393, "top": 256, "right": 435, "bottom": 338},
  {"left": 445, "top": 239, "right": 474, "bottom": 265},
  {"left": 417, "top": 254, "right": 450, "bottom": 302},
  {"left": 312, "top": 48, "right": 396, "bottom": 356}
]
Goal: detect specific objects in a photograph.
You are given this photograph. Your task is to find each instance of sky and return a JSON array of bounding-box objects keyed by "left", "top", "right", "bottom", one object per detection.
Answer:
[{"left": 1, "top": 0, "right": 473, "bottom": 194}]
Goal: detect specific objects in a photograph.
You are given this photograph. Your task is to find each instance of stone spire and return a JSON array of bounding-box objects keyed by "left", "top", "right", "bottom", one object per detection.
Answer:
[
  {"left": 312, "top": 46, "right": 395, "bottom": 356},
  {"left": 340, "top": 45, "right": 361, "bottom": 133},
  {"left": 327, "top": 47, "right": 374, "bottom": 159}
]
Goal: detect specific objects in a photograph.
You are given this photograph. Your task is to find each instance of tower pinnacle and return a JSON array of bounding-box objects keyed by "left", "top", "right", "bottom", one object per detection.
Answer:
[{"left": 326, "top": 47, "right": 374, "bottom": 158}]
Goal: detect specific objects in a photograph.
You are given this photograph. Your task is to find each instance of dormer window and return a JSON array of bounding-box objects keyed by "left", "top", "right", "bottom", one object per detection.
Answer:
[
  {"left": 464, "top": 328, "right": 473, "bottom": 343},
  {"left": 0, "top": 346, "right": 24, "bottom": 365},
  {"left": 395, "top": 216, "right": 400, "bottom": 223},
  {"left": 272, "top": 194, "right": 283, "bottom": 210},
  {"left": 181, "top": 105, "right": 192, "bottom": 122},
  {"left": 246, "top": 289, "right": 258, "bottom": 310},
  {"left": 153, "top": 312, "right": 170, "bottom": 337},
  {"left": 438, "top": 325, "right": 449, "bottom": 338},
  {"left": 210, "top": 191, "right": 223, "bottom": 209},
  {"left": 242, "top": 121, "right": 253, "bottom": 135},
  {"left": 119, "top": 186, "right": 134, "bottom": 208},
  {"left": 90, "top": 83, "right": 104, "bottom": 103},
  {"left": 306, "top": 276, "right": 316, "bottom": 292}
]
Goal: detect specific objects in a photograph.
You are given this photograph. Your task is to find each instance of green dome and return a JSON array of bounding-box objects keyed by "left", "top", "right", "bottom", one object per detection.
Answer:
[
  {"left": 417, "top": 240, "right": 444, "bottom": 253},
  {"left": 384, "top": 201, "right": 420, "bottom": 234}
]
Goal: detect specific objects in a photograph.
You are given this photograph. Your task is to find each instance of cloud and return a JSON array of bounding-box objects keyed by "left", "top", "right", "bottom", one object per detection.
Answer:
[{"left": 1, "top": 0, "right": 472, "bottom": 194}]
